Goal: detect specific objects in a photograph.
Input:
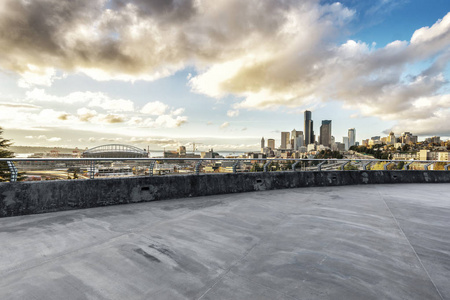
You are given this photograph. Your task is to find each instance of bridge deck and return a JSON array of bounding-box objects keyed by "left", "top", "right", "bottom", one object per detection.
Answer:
[{"left": 0, "top": 183, "right": 449, "bottom": 299}]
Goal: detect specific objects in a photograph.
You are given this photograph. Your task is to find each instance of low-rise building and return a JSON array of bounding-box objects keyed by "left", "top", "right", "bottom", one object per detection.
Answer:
[
  {"left": 392, "top": 153, "right": 418, "bottom": 160},
  {"left": 307, "top": 144, "right": 316, "bottom": 152},
  {"left": 438, "top": 152, "right": 449, "bottom": 161},
  {"left": 419, "top": 150, "right": 448, "bottom": 161}
]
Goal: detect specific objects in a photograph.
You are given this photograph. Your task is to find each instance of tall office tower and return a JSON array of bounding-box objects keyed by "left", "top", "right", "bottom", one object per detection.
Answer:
[
  {"left": 261, "top": 137, "right": 265, "bottom": 149},
  {"left": 281, "top": 132, "right": 290, "bottom": 149},
  {"left": 304, "top": 110, "right": 314, "bottom": 145},
  {"left": 268, "top": 139, "right": 275, "bottom": 150},
  {"left": 388, "top": 132, "right": 396, "bottom": 144},
  {"left": 291, "top": 129, "right": 304, "bottom": 150},
  {"left": 296, "top": 134, "right": 304, "bottom": 148},
  {"left": 348, "top": 128, "right": 356, "bottom": 147},
  {"left": 291, "top": 129, "right": 297, "bottom": 148},
  {"left": 343, "top": 137, "right": 349, "bottom": 151},
  {"left": 319, "top": 120, "right": 332, "bottom": 147}
]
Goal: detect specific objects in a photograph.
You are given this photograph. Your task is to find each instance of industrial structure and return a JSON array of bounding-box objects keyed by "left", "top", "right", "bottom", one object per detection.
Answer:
[{"left": 82, "top": 144, "right": 149, "bottom": 158}]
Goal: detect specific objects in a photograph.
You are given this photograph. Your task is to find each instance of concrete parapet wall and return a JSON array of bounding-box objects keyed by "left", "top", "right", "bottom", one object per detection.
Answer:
[{"left": 1, "top": 170, "right": 449, "bottom": 217}]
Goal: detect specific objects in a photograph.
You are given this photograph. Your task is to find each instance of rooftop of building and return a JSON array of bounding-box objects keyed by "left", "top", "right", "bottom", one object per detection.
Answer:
[{"left": 0, "top": 183, "right": 449, "bottom": 299}]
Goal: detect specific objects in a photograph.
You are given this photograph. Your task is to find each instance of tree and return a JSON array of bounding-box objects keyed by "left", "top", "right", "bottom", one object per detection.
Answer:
[
  {"left": 314, "top": 149, "right": 343, "bottom": 159},
  {"left": 344, "top": 163, "right": 359, "bottom": 170},
  {"left": 0, "top": 127, "right": 14, "bottom": 182},
  {"left": 0, "top": 127, "right": 13, "bottom": 158},
  {"left": 250, "top": 162, "right": 263, "bottom": 172}
]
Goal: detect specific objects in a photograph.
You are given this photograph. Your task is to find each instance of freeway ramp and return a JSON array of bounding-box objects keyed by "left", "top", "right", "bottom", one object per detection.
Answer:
[{"left": 0, "top": 184, "right": 449, "bottom": 299}]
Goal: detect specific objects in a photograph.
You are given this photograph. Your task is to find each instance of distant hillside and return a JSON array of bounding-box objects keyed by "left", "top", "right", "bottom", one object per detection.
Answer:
[{"left": 10, "top": 146, "right": 80, "bottom": 154}]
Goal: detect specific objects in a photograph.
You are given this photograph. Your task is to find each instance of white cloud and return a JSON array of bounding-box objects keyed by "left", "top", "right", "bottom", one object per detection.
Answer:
[
  {"left": 88, "top": 97, "right": 134, "bottom": 112},
  {"left": 17, "top": 66, "right": 63, "bottom": 88},
  {"left": 171, "top": 108, "right": 185, "bottom": 116},
  {"left": 227, "top": 110, "right": 239, "bottom": 117},
  {"left": 26, "top": 89, "right": 134, "bottom": 112},
  {"left": 138, "top": 102, "right": 187, "bottom": 127},
  {"left": 47, "top": 137, "right": 62, "bottom": 142},
  {"left": 411, "top": 13, "right": 450, "bottom": 45},
  {"left": 141, "top": 101, "right": 169, "bottom": 116},
  {"left": 220, "top": 122, "right": 230, "bottom": 129},
  {"left": 1, "top": 88, "right": 188, "bottom": 130},
  {"left": 27, "top": 135, "right": 62, "bottom": 142},
  {"left": 77, "top": 108, "right": 98, "bottom": 122},
  {"left": 389, "top": 109, "right": 450, "bottom": 136},
  {"left": 154, "top": 115, "right": 188, "bottom": 128},
  {"left": 189, "top": 12, "right": 450, "bottom": 134},
  {"left": 0, "top": 0, "right": 448, "bottom": 134}
]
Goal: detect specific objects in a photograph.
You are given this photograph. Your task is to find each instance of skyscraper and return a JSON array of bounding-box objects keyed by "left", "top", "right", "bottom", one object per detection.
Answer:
[
  {"left": 343, "top": 136, "right": 349, "bottom": 151},
  {"left": 267, "top": 139, "right": 275, "bottom": 150},
  {"left": 295, "top": 135, "right": 304, "bottom": 150},
  {"left": 304, "top": 110, "right": 314, "bottom": 145},
  {"left": 319, "top": 120, "right": 332, "bottom": 147},
  {"left": 290, "top": 129, "right": 304, "bottom": 150},
  {"left": 268, "top": 139, "right": 275, "bottom": 150},
  {"left": 388, "top": 132, "right": 396, "bottom": 145},
  {"left": 348, "top": 128, "right": 356, "bottom": 147},
  {"left": 261, "top": 137, "right": 265, "bottom": 149},
  {"left": 281, "top": 132, "right": 290, "bottom": 149}
]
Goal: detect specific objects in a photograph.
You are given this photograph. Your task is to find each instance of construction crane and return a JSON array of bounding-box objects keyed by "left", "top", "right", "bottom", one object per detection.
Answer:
[{"left": 191, "top": 142, "right": 203, "bottom": 154}]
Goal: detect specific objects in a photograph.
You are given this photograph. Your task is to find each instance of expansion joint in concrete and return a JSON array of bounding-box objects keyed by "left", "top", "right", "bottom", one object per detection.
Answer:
[{"left": 376, "top": 187, "right": 444, "bottom": 300}]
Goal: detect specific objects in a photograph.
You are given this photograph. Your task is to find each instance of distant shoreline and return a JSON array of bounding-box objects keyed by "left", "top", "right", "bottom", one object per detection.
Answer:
[{"left": 10, "top": 146, "right": 253, "bottom": 155}]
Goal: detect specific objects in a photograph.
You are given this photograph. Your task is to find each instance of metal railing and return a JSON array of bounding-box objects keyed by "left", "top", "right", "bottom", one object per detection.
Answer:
[{"left": 0, "top": 157, "right": 449, "bottom": 182}]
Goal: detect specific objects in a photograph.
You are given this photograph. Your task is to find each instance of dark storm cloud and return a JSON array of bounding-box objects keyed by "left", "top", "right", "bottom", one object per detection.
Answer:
[
  {"left": 111, "top": 0, "right": 196, "bottom": 23},
  {"left": 0, "top": 0, "right": 311, "bottom": 77},
  {"left": 0, "top": 0, "right": 102, "bottom": 71}
]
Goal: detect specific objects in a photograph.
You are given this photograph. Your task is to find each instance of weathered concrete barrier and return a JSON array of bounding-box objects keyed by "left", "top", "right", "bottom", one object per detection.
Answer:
[{"left": 1, "top": 170, "right": 449, "bottom": 217}]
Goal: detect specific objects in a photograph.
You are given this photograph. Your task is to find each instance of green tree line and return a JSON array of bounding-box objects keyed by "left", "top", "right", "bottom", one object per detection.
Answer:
[{"left": 0, "top": 127, "right": 14, "bottom": 182}]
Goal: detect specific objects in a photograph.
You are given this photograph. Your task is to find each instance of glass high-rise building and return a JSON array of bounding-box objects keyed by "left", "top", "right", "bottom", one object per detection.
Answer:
[
  {"left": 348, "top": 128, "right": 356, "bottom": 147},
  {"left": 343, "top": 137, "right": 349, "bottom": 150},
  {"left": 304, "top": 110, "right": 314, "bottom": 145},
  {"left": 291, "top": 129, "right": 304, "bottom": 150},
  {"left": 320, "top": 120, "right": 332, "bottom": 147},
  {"left": 281, "top": 132, "right": 290, "bottom": 149}
]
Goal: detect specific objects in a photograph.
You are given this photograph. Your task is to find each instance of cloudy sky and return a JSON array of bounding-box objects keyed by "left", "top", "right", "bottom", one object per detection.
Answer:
[{"left": 0, "top": 0, "right": 449, "bottom": 151}]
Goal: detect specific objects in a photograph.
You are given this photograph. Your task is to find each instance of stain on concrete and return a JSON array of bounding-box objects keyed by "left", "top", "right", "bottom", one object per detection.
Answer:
[
  {"left": 134, "top": 248, "right": 161, "bottom": 263},
  {"left": 361, "top": 172, "right": 369, "bottom": 184},
  {"left": 161, "top": 200, "right": 223, "bottom": 211},
  {"left": 148, "top": 244, "right": 174, "bottom": 258}
]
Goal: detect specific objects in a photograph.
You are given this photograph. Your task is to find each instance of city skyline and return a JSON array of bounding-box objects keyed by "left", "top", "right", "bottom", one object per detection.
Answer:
[{"left": 0, "top": 0, "right": 449, "bottom": 151}]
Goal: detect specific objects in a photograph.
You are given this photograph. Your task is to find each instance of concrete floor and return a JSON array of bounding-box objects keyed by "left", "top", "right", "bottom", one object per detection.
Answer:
[{"left": 0, "top": 183, "right": 449, "bottom": 300}]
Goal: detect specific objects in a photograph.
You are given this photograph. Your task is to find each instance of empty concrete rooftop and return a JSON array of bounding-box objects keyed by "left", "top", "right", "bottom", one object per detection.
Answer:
[{"left": 0, "top": 183, "right": 449, "bottom": 299}]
